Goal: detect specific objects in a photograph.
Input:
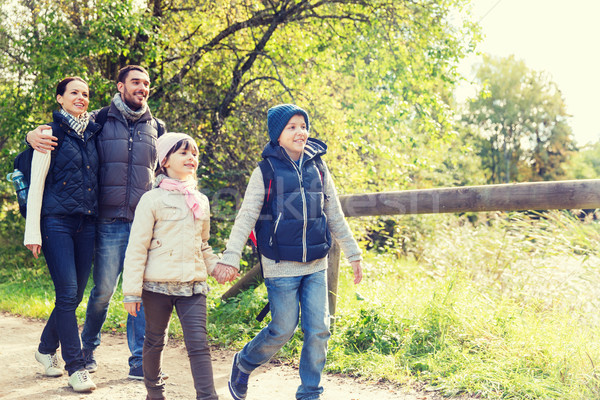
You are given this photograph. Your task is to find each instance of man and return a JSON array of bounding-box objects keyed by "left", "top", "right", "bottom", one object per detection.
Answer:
[{"left": 27, "top": 65, "right": 164, "bottom": 380}]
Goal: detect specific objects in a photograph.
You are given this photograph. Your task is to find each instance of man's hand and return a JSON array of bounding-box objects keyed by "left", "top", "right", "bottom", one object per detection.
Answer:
[
  {"left": 350, "top": 260, "right": 363, "bottom": 284},
  {"left": 212, "top": 263, "right": 240, "bottom": 284},
  {"left": 26, "top": 244, "right": 42, "bottom": 259},
  {"left": 124, "top": 302, "right": 142, "bottom": 317},
  {"left": 27, "top": 126, "right": 56, "bottom": 153}
]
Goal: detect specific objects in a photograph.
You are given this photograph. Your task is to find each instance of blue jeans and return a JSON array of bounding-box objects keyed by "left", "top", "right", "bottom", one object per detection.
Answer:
[
  {"left": 81, "top": 218, "right": 145, "bottom": 368},
  {"left": 237, "top": 269, "right": 330, "bottom": 400},
  {"left": 38, "top": 215, "right": 95, "bottom": 375}
]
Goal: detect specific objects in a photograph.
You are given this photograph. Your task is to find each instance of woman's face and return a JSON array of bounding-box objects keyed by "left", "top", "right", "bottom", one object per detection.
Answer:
[{"left": 57, "top": 80, "right": 89, "bottom": 117}]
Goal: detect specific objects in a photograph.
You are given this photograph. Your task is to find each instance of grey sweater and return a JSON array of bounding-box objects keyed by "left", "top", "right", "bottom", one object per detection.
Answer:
[{"left": 220, "top": 162, "right": 362, "bottom": 278}]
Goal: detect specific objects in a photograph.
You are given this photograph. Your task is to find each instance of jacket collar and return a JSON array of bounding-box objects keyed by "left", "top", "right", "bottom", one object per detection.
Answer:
[{"left": 52, "top": 110, "right": 102, "bottom": 139}]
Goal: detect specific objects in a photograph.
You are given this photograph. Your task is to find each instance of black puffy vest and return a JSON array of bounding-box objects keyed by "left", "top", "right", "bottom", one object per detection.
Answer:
[
  {"left": 41, "top": 111, "right": 101, "bottom": 217},
  {"left": 94, "top": 103, "right": 161, "bottom": 220},
  {"left": 255, "top": 138, "right": 331, "bottom": 263}
]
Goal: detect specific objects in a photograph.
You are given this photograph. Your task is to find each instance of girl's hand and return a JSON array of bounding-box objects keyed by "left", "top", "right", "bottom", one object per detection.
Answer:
[
  {"left": 26, "top": 244, "right": 42, "bottom": 259},
  {"left": 350, "top": 260, "right": 363, "bottom": 284},
  {"left": 124, "top": 302, "right": 141, "bottom": 317},
  {"left": 212, "top": 263, "right": 240, "bottom": 284}
]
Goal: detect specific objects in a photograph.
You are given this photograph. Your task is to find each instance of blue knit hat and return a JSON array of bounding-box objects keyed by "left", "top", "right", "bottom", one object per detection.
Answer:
[{"left": 267, "top": 104, "right": 310, "bottom": 143}]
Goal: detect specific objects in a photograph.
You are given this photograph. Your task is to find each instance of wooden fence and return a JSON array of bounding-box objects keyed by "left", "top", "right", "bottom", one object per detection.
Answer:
[{"left": 221, "top": 179, "right": 600, "bottom": 317}]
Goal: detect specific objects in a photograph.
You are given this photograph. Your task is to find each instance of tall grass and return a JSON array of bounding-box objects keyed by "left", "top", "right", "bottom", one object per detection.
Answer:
[{"left": 2, "top": 210, "right": 600, "bottom": 399}]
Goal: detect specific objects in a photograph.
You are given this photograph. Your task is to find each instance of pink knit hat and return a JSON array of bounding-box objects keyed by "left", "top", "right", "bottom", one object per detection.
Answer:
[{"left": 157, "top": 132, "right": 195, "bottom": 166}]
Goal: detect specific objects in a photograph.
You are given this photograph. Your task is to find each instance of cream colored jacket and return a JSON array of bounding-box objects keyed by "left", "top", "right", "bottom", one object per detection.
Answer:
[{"left": 122, "top": 184, "right": 218, "bottom": 298}]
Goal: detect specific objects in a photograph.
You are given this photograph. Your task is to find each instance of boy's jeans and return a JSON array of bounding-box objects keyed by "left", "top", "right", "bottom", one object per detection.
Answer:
[
  {"left": 81, "top": 218, "right": 145, "bottom": 369},
  {"left": 237, "top": 269, "right": 330, "bottom": 400}
]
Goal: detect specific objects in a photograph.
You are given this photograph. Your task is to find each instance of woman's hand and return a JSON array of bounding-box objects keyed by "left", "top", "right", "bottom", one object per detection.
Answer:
[
  {"left": 350, "top": 260, "right": 363, "bottom": 284},
  {"left": 27, "top": 126, "right": 55, "bottom": 153},
  {"left": 212, "top": 263, "right": 240, "bottom": 284},
  {"left": 124, "top": 302, "right": 141, "bottom": 317},
  {"left": 26, "top": 244, "right": 42, "bottom": 259}
]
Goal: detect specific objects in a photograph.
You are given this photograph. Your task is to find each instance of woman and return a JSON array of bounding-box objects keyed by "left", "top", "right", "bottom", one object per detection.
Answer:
[{"left": 24, "top": 76, "right": 101, "bottom": 392}]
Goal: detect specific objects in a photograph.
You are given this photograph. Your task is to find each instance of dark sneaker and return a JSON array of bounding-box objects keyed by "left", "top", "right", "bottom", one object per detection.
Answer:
[
  {"left": 82, "top": 348, "right": 97, "bottom": 373},
  {"left": 128, "top": 365, "right": 169, "bottom": 381},
  {"left": 228, "top": 353, "right": 249, "bottom": 400},
  {"left": 128, "top": 365, "right": 144, "bottom": 380}
]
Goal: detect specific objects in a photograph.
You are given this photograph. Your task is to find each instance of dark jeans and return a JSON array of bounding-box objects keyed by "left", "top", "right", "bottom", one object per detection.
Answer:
[
  {"left": 142, "top": 290, "right": 218, "bottom": 400},
  {"left": 38, "top": 215, "right": 95, "bottom": 375},
  {"left": 81, "top": 218, "right": 145, "bottom": 369}
]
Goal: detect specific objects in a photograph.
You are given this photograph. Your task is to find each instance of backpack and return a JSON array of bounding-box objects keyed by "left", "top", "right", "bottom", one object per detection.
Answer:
[
  {"left": 11, "top": 128, "right": 65, "bottom": 218},
  {"left": 252, "top": 155, "right": 327, "bottom": 322},
  {"left": 94, "top": 106, "right": 166, "bottom": 137}
]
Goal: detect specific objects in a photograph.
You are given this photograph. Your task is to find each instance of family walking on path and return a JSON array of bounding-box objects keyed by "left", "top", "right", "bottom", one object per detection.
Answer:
[{"left": 21, "top": 65, "right": 363, "bottom": 400}]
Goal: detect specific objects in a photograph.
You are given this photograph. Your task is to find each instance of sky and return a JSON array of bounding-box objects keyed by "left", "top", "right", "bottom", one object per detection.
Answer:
[{"left": 457, "top": 0, "right": 600, "bottom": 146}]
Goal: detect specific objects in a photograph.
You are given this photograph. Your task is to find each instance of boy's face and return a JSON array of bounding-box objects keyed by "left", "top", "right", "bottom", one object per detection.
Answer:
[{"left": 278, "top": 114, "right": 308, "bottom": 161}]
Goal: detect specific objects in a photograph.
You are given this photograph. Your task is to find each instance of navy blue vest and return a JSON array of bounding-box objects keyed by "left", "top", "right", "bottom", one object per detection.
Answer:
[
  {"left": 41, "top": 111, "right": 101, "bottom": 217},
  {"left": 255, "top": 139, "right": 331, "bottom": 263}
]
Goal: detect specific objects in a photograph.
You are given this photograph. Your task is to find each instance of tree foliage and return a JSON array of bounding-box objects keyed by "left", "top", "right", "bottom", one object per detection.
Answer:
[
  {"left": 1, "top": 0, "right": 478, "bottom": 192},
  {"left": 464, "top": 54, "right": 576, "bottom": 183}
]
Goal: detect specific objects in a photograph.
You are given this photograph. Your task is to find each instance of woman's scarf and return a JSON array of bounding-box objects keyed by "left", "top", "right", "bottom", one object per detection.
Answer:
[
  {"left": 158, "top": 177, "right": 204, "bottom": 219},
  {"left": 59, "top": 108, "right": 89, "bottom": 138},
  {"left": 112, "top": 92, "right": 148, "bottom": 122}
]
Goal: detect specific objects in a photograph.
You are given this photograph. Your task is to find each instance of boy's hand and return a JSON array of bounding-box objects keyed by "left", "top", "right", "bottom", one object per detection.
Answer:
[
  {"left": 212, "top": 263, "right": 240, "bottom": 284},
  {"left": 27, "top": 126, "right": 55, "bottom": 153},
  {"left": 350, "top": 260, "right": 362, "bottom": 284},
  {"left": 124, "top": 301, "right": 141, "bottom": 317}
]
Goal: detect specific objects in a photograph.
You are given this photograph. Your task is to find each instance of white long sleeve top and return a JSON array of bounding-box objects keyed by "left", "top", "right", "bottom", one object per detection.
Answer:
[{"left": 23, "top": 129, "right": 53, "bottom": 246}]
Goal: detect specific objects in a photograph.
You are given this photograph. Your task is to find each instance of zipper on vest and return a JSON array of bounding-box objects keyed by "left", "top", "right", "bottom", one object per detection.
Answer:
[{"left": 295, "top": 163, "right": 308, "bottom": 262}]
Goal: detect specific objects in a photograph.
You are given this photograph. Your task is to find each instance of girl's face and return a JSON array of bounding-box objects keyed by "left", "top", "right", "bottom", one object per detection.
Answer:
[
  {"left": 278, "top": 114, "right": 308, "bottom": 161},
  {"left": 163, "top": 141, "right": 199, "bottom": 181},
  {"left": 56, "top": 80, "right": 89, "bottom": 117}
]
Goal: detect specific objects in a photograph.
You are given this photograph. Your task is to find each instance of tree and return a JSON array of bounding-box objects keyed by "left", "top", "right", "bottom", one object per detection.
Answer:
[
  {"left": 464, "top": 54, "right": 576, "bottom": 183},
  {"left": 0, "top": 0, "right": 478, "bottom": 190}
]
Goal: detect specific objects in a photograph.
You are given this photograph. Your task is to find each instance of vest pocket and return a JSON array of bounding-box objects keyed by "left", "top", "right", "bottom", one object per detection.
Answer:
[{"left": 269, "top": 212, "right": 282, "bottom": 246}]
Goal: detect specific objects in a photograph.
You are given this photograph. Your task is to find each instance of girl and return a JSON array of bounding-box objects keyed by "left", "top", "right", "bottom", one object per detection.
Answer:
[
  {"left": 25, "top": 76, "right": 101, "bottom": 392},
  {"left": 122, "top": 132, "right": 237, "bottom": 400}
]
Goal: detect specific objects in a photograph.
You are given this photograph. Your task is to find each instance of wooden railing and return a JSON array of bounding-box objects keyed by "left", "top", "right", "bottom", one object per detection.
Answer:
[{"left": 221, "top": 179, "right": 600, "bottom": 317}]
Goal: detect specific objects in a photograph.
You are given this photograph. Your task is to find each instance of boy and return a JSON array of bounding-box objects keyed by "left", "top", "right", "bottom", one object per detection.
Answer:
[{"left": 213, "top": 104, "right": 363, "bottom": 400}]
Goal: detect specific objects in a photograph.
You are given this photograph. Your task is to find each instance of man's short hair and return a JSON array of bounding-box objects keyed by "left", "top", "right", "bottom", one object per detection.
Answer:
[{"left": 117, "top": 65, "right": 149, "bottom": 83}]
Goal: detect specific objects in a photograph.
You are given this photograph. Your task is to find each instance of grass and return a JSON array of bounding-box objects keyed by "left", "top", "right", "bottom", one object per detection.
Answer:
[{"left": 2, "top": 210, "right": 600, "bottom": 399}]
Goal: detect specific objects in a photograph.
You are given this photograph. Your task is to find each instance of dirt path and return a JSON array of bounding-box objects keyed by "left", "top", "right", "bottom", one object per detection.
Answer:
[{"left": 0, "top": 313, "right": 469, "bottom": 400}]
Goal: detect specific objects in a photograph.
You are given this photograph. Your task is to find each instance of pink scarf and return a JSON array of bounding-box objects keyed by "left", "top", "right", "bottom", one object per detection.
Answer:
[{"left": 159, "top": 178, "right": 204, "bottom": 219}]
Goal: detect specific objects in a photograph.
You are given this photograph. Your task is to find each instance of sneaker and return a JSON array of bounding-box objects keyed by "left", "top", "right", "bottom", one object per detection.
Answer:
[
  {"left": 128, "top": 365, "right": 144, "bottom": 380},
  {"left": 35, "top": 350, "right": 63, "bottom": 377},
  {"left": 82, "top": 348, "right": 97, "bottom": 373},
  {"left": 228, "top": 353, "right": 249, "bottom": 400},
  {"left": 129, "top": 365, "right": 169, "bottom": 381},
  {"left": 68, "top": 369, "right": 96, "bottom": 392}
]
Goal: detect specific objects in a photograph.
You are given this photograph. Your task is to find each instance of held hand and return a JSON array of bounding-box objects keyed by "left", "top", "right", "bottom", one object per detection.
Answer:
[
  {"left": 350, "top": 260, "right": 363, "bottom": 284},
  {"left": 27, "top": 126, "right": 56, "bottom": 153},
  {"left": 26, "top": 244, "right": 42, "bottom": 259},
  {"left": 124, "top": 302, "right": 141, "bottom": 317},
  {"left": 212, "top": 263, "right": 240, "bottom": 284}
]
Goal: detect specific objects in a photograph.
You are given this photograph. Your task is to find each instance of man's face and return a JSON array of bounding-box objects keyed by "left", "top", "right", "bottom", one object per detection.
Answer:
[{"left": 117, "top": 70, "right": 150, "bottom": 111}]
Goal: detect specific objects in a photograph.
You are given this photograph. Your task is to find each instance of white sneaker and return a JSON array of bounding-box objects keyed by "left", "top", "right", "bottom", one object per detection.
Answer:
[
  {"left": 35, "top": 350, "right": 63, "bottom": 377},
  {"left": 68, "top": 369, "right": 97, "bottom": 392}
]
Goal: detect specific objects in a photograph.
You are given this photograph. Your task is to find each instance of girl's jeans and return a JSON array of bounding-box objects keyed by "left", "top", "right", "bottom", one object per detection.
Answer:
[
  {"left": 142, "top": 290, "right": 218, "bottom": 400},
  {"left": 38, "top": 215, "right": 95, "bottom": 375},
  {"left": 237, "top": 269, "right": 330, "bottom": 400}
]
